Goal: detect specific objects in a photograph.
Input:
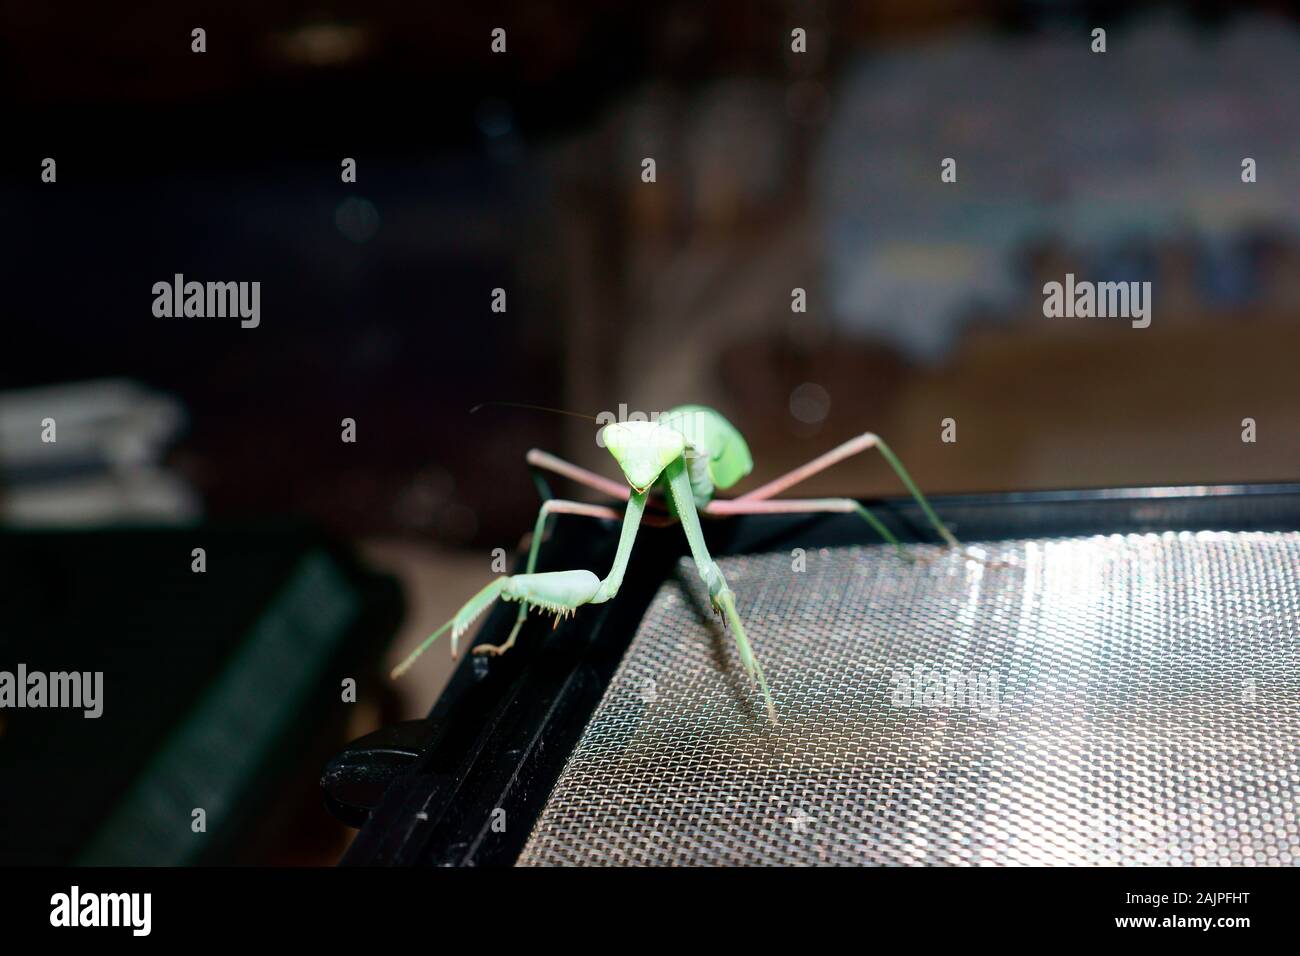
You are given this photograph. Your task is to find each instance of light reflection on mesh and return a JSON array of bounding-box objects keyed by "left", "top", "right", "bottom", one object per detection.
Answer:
[{"left": 518, "top": 533, "right": 1300, "bottom": 866}]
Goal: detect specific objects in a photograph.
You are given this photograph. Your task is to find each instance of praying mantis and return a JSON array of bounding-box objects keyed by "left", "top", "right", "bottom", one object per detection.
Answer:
[{"left": 392, "top": 404, "right": 970, "bottom": 725}]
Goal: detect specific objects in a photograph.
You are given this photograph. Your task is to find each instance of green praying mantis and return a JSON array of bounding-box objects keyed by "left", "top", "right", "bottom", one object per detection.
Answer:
[{"left": 392, "top": 404, "right": 973, "bottom": 725}]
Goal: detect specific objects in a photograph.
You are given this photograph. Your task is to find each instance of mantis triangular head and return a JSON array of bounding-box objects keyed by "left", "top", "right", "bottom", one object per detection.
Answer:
[{"left": 601, "top": 421, "right": 685, "bottom": 493}]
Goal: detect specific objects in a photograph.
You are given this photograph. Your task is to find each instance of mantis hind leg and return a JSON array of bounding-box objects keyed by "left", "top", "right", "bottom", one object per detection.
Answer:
[
  {"left": 726, "top": 431, "right": 1005, "bottom": 565},
  {"left": 709, "top": 496, "right": 1007, "bottom": 568},
  {"left": 735, "top": 432, "right": 957, "bottom": 543}
]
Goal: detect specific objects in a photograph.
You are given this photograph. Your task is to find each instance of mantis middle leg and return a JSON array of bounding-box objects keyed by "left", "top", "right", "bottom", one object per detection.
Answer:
[
  {"left": 526, "top": 448, "right": 631, "bottom": 502},
  {"left": 707, "top": 495, "right": 902, "bottom": 551}
]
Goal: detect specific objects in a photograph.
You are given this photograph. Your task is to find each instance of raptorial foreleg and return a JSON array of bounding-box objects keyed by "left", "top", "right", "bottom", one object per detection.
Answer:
[
  {"left": 391, "top": 569, "right": 603, "bottom": 677},
  {"left": 392, "top": 492, "right": 652, "bottom": 677},
  {"left": 478, "top": 498, "right": 623, "bottom": 658}
]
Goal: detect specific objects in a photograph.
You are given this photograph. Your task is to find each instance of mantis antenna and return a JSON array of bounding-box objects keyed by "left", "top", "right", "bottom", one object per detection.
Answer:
[{"left": 469, "top": 401, "right": 600, "bottom": 423}]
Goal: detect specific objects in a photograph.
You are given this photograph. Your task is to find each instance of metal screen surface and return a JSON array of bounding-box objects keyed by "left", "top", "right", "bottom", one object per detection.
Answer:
[{"left": 517, "top": 532, "right": 1300, "bottom": 866}]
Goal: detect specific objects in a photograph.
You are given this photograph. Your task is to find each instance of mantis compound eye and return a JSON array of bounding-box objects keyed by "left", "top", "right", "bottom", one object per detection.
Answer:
[{"left": 601, "top": 420, "right": 685, "bottom": 492}]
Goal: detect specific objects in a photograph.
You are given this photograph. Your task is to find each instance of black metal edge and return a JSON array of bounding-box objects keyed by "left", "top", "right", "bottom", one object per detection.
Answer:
[
  {"left": 333, "top": 482, "right": 1300, "bottom": 866},
  {"left": 336, "top": 514, "right": 674, "bottom": 865},
  {"left": 713, "top": 481, "right": 1300, "bottom": 556}
]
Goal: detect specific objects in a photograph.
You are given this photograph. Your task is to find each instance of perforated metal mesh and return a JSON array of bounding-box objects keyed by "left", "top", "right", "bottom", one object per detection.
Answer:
[{"left": 517, "top": 532, "right": 1300, "bottom": 866}]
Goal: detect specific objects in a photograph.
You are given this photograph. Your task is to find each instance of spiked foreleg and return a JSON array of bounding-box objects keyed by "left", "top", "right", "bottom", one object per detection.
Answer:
[
  {"left": 472, "top": 491, "right": 650, "bottom": 657},
  {"left": 392, "top": 567, "right": 605, "bottom": 678},
  {"left": 465, "top": 568, "right": 600, "bottom": 656},
  {"left": 393, "top": 491, "right": 658, "bottom": 678},
  {"left": 483, "top": 498, "right": 624, "bottom": 658},
  {"left": 392, "top": 498, "right": 615, "bottom": 675}
]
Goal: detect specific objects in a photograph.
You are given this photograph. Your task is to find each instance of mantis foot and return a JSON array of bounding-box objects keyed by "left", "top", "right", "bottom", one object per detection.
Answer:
[
  {"left": 949, "top": 545, "right": 1012, "bottom": 570},
  {"left": 472, "top": 635, "right": 518, "bottom": 657}
]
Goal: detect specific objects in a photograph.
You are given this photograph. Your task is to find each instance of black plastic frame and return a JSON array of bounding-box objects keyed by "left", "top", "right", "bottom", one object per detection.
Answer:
[{"left": 329, "top": 482, "right": 1300, "bottom": 866}]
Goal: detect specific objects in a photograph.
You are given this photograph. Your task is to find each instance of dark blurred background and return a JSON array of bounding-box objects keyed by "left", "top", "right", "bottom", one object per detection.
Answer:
[{"left": 2, "top": 1, "right": 1298, "bottom": 863}]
